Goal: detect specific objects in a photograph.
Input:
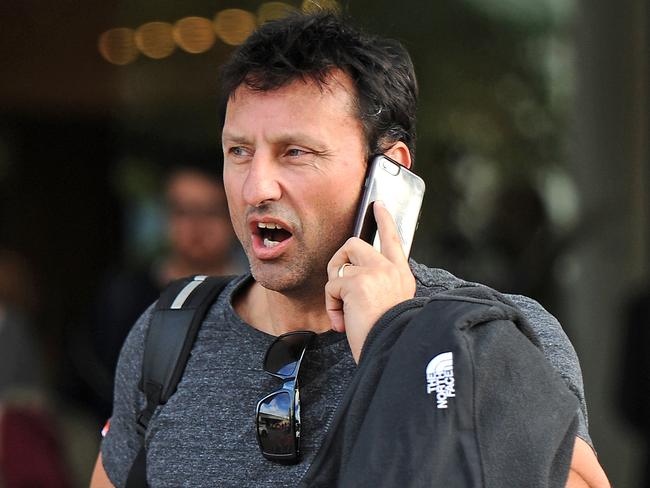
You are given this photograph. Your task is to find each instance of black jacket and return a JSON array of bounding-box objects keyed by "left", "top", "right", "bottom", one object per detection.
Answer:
[{"left": 300, "top": 287, "right": 578, "bottom": 487}]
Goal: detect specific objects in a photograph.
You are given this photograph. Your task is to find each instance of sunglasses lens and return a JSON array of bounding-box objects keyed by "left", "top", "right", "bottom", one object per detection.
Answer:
[
  {"left": 257, "top": 390, "right": 295, "bottom": 457},
  {"left": 265, "top": 332, "right": 314, "bottom": 377},
  {"left": 258, "top": 331, "right": 314, "bottom": 462}
]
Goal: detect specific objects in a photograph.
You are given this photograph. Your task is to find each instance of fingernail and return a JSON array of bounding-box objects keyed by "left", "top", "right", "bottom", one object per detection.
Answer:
[{"left": 375, "top": 200, "right": 385, "bottom": 208}]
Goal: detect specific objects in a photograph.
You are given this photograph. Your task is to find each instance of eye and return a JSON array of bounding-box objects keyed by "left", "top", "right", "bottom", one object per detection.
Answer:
[
  {"left": 286, "top": 147, "right": 308, "bottom": 157},
  {"left": 228, "top": 146, "right": 250, "bottom": 158}
]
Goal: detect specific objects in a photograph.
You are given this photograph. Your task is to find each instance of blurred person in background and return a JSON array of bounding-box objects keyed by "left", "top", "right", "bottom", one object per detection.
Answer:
[
  {"left": 71, "top": 163, "right": 244, "bottom": 422},
  {"left": 0, "top": 248, "right": 42, "bottom": 394},
  {"left": 161, "top": 164, "right": 244, "bottom": 279},
  {"left": 0, "top": 248, "right": 69, "bottom": 488}
]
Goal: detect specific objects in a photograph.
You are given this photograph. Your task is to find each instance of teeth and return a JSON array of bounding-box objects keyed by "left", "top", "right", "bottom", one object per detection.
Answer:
[
  {"left": 258, "top": 222, "right": 283, "bottom": 230},
  {"left": 263, "top": 238, "right": 280, "bottom": 248}
]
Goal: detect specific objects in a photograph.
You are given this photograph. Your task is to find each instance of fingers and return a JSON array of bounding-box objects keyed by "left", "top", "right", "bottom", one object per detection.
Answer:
[
  {"left": 326, "top": 260, "right": 363, "bottom": 332},
  {"left": 325, "top": 278, "right": 345, "bottom": 332},
  {"left": 327, "top": 201, "right": 405, "bottom": 281},
  {"left": 326, "top": 238, "right": 377, "bottom": 281},
  {"left": 324, "top": 201, "right": 413, "bottom": 340},
  {"left": 373, "top": 200, "right": 408, "bottom": 265}
]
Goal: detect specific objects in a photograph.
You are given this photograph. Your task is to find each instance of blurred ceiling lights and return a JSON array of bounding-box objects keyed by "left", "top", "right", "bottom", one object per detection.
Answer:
[
  {"left": 135, "top": 22, "right": 176, "bottom": 59},
  {"left": 173, "top": 16, "right": 216, "bottom": 53},
  {"left": 98, "top": 27, "right": 138, "bottom": 66},
  {"left": 98, "top": 1, "right": 339, "bottom": 65},
  {"left": 213, "top": 9, "right": 258, "bottom": 46}
]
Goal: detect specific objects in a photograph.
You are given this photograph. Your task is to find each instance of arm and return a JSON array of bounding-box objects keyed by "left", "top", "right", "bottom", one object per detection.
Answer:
[
  {"left": 95, "top": 307, "right": 153, "bottom": 487},
  {"left": 90, "top": 453, "right": 115, "bottom": 488},
  {"left": 566, "top": 437, "right": 610, "bottom": 488}
]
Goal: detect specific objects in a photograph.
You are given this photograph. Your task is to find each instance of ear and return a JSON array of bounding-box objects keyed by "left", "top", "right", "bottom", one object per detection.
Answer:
[{"left": 383, "top": 141, "right": 412, "bottom": 169}]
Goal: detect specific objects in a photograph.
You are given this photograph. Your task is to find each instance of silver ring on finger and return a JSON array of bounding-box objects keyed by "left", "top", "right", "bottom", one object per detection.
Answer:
[{"left": 337, "top": 262, "right": 353, "bottom": 278}]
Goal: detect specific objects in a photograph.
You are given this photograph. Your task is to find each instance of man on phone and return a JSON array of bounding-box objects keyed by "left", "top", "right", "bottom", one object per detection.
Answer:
[{"left": 92, "top": 12, "right": 609, "bottom": 487}]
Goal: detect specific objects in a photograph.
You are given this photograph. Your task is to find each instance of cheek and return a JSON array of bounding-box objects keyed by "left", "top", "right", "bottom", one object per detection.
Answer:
[
  {"left": 308, "top": 185, "right": 360, "bottom": 237},
  {"left": 223, "top": 169, "right": 241, "bottom": 205},
  {"left": 226, "top": 206, "right": 249, "bottom": 248},
  {"left": 224, "top": 180, "right": 244, "bottom": 227}
]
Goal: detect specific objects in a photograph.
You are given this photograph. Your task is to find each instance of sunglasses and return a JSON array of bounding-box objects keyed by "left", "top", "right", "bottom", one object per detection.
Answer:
[{"left": 256, "top": 330, "right": 316, "bottom": 463}]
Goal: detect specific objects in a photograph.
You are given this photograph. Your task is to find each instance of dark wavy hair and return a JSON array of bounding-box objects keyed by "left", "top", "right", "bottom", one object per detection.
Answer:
[{"left": 219, "top": 12, "right": 418, "bottom": 160}]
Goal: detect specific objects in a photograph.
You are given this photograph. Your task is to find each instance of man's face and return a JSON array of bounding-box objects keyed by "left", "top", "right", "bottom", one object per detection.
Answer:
[{"left": 222, "top": 71, "right": 367, "bottom": 294}]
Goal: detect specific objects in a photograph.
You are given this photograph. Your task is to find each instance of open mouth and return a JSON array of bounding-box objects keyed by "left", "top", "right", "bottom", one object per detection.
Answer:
[{"left": 256, "top": 222, "right": 293, "bottom": 248}]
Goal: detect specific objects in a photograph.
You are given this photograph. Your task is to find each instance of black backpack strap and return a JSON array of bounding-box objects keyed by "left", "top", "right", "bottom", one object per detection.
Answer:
[{"left": 125, "top": 274, "right": 234, "bottom": 488}]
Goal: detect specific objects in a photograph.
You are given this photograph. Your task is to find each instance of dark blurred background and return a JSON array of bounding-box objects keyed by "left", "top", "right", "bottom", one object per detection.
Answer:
[{"left": 0, "top": 0, "right": 647, "bottom": 486}]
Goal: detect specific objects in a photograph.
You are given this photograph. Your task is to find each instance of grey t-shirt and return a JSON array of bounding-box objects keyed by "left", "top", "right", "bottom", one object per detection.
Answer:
[{"left": 102, "top": 263, "right": 590, "bottom": 487}]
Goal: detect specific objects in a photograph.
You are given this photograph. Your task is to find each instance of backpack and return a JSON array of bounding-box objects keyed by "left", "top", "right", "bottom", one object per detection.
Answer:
[{"left": 125, "top": 275, "right": 234, "bottom": 488}]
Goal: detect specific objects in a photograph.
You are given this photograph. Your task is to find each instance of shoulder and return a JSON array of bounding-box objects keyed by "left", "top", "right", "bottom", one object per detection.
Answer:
[
  {"left": 113, "top": 273, "right": 248, "bottom": 373},
  {"left": 411, "top": 260, "right": 563, "bottom": 341},
  {"left": 114, "top": 302, "right": 154, "bottom": 380},
  {"left": 410, "top": 260, "right": 478, "bottom": 295},
  {"left": 100, "top": 302, "right": 153, "bottom": 486},
  {"left": 502, "top": 294, "right": 583, "bottom": 391},
  {"left": 101, "top": 274, "right": 247, "bottom": 485}
]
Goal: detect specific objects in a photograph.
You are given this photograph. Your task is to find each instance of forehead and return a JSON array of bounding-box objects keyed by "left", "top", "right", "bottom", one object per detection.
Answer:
[{"left": 224, "top": 70, "right": 359, "bottom": 129}]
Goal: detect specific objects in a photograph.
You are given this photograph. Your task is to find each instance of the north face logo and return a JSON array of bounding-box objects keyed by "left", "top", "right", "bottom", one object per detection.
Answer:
[{"left": 426, "top": 352, "right": 455, "bottom": 409}]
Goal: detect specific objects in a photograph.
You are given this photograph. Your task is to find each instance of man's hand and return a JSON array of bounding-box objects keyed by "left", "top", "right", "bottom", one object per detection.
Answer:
[
  {"left": 566, "top": 437, "right": 611, "bottom": 487},
  {"left": 326, "top": 201, "right": 416, "bottom": 363}
]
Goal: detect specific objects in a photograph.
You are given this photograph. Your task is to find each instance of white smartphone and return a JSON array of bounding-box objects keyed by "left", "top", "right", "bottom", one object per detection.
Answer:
[{"left": 352, "top": 155, "right": 425, "bottom": 257}]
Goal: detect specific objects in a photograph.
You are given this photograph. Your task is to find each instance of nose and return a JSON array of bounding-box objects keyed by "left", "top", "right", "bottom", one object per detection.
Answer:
[{"left": 242, "top": 153, "right": 282, "bottom": 207}]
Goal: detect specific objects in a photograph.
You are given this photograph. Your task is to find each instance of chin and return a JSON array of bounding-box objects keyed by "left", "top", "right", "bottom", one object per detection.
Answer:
[
  {"left": 250, "top": 267, "right": 300, "bottom": 293},
  {"left": 250, "top": 260, "right": 325, "bottom": 296}
]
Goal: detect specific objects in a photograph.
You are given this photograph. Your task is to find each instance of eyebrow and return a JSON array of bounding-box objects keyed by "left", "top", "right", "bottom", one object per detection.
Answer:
[
  {"left": 222, "top": 131, "right": 327, "bottom": 151},
  {"left": 221, "top": 131, "right": 248, "bottom": 144}
]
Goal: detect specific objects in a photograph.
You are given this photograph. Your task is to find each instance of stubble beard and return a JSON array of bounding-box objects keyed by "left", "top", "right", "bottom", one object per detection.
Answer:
[
  {"left": 246, "top": 223, "right": 351, "bottom": 301},
  {"left": 247, "top": 241, "right": 337, "bottom": 299}
]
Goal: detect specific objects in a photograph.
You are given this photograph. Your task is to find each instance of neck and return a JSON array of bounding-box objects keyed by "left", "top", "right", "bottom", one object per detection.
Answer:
[{"left": 234, "top": 279, "right": 332, "bottom": 336}]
